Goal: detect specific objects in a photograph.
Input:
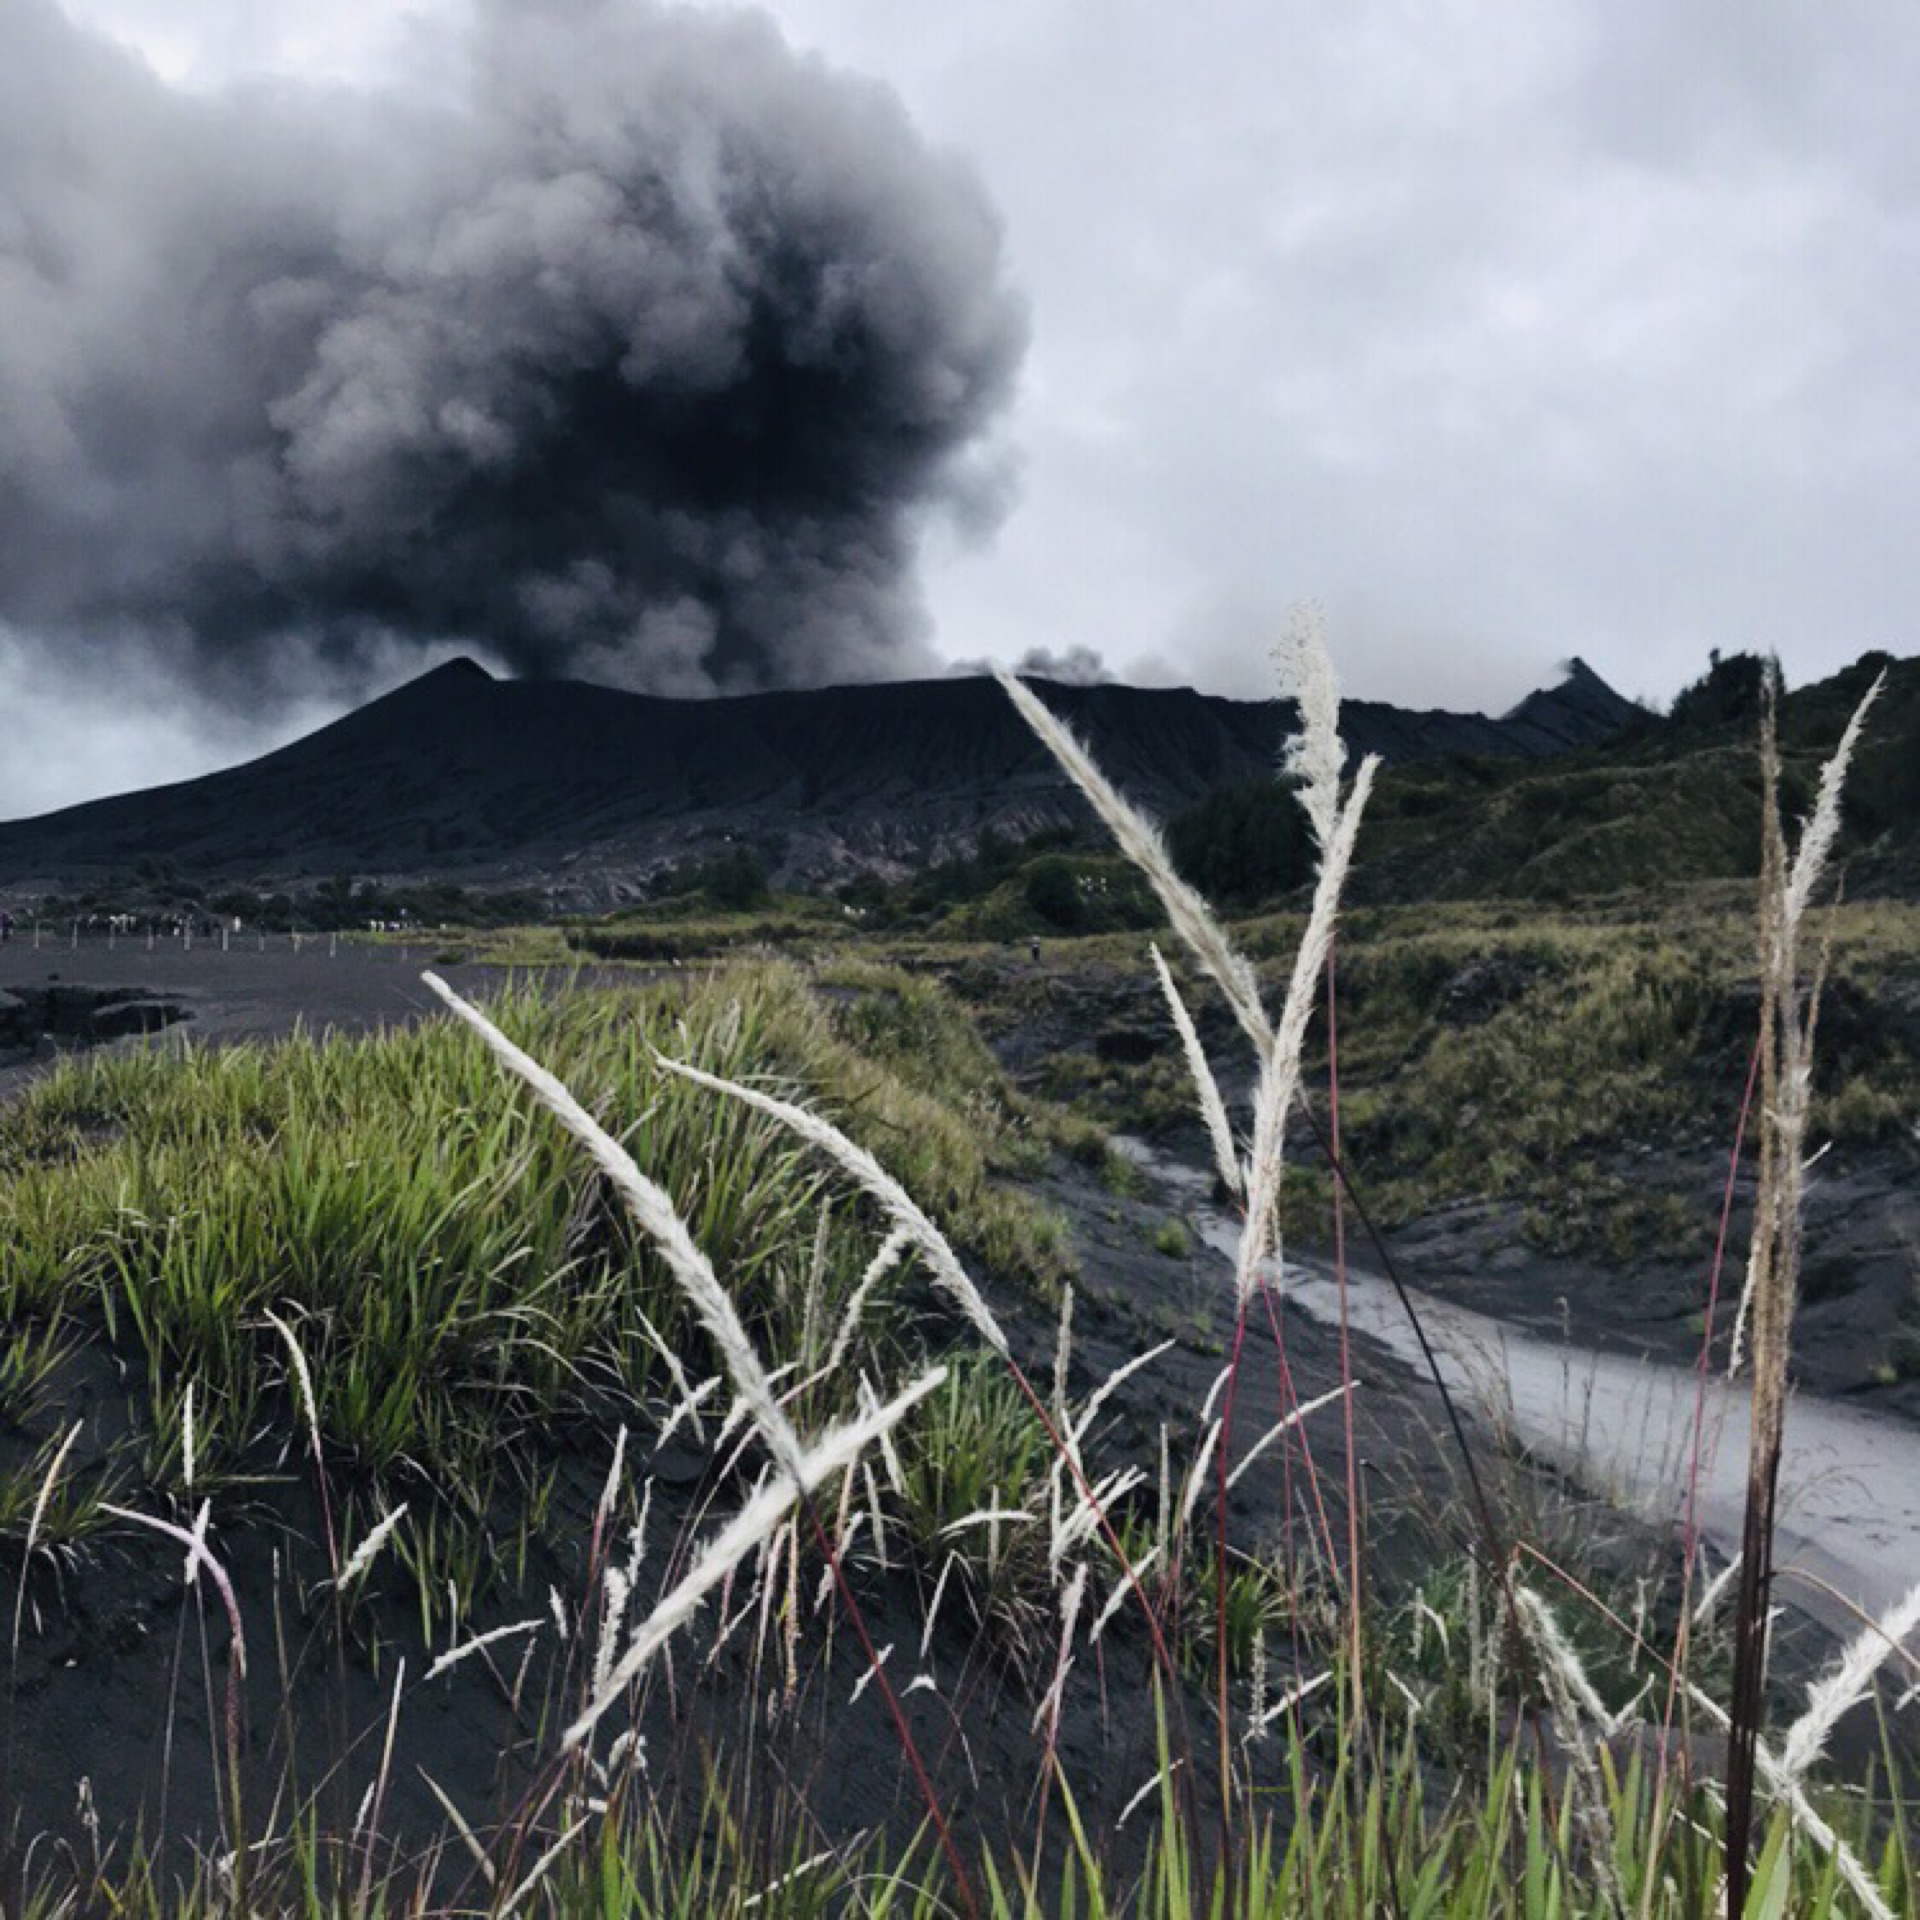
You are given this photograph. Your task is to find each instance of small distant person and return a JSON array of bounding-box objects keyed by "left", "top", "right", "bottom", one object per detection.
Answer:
[
  {"left": 1029, "top": 937, "right": 1041, "bottom": 964},
  {"left": 0, "top": 909, "right": 12, "bottom": 943}
]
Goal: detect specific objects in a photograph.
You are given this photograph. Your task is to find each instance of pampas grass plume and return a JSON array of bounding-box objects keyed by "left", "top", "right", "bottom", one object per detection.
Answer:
[{"left": 565, "top": 1365, "right": 945, "bottom": 1749}]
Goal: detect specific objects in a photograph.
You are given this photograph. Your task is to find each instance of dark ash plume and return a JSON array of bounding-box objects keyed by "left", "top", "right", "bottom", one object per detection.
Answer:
[
  {"left": 0, "top": 0, "right": 1027, "bottom": 700},
  {"left": 949, "top": 644, "right": 1112, "bottom": 686}
]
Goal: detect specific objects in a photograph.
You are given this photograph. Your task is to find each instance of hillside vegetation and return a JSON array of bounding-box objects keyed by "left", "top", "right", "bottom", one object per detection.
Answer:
[{"left": 1168, "top": 652, "right": 1918, "bottom": 909}]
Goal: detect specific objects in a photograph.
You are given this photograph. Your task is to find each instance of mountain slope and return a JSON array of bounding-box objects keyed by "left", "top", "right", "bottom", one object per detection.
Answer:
[
  {"left": 1349, "top": 652, "right": 1920, "bottom": 903},
  {"left": 0, "top": 660, "right": 1642, "bottom": 904}
]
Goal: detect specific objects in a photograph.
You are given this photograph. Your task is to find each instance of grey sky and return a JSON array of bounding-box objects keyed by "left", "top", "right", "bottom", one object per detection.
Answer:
[{"left": 9, "top": 0, "right": 1917, "bottom": 815}]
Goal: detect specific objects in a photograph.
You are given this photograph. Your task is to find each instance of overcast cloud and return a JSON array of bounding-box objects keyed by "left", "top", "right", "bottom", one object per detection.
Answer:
[{"left": 9, "top": 0, "right": 1919, "bottom": 812}]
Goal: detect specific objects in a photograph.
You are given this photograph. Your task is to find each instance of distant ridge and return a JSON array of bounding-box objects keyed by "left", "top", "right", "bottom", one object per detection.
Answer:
[
  {"left": 0, "top": 659, "right": 1643, "bottom": 906},
  {"left": 1501, "top": 657, "right": 1645, "bottom": 750}
]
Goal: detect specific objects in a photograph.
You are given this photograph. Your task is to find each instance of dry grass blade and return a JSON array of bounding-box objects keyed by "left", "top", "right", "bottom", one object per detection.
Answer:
[
  {"left": 564, "top": 1365, "right": 945, "bottom": 1750},
  {"left": 650, "top": 1051, "right": 1010, "bottom": 1357},
  {"left": 1723, "top": 666, "right": 1883, "bottom": 1917},
  {"left": 1779, "top": 1578, "right": 1920, "bottom": 1783},
  {"left": 1149, "top": 944, "right": 1242, "bottom": 1194},
  {"left": 11, "top": 1418, "right": 84, "bottom": 1652},
  {"left": 1272, "top": 601, "right": 1346, "bottom": 849},
  {"left": 1688, "top": 1681, "right": 1895, "bottom": 1920},
  {"left": 823, "top": 1226, "right": 912, "bottom": 1375},
  {"left": 421, "top": 971, "right": 806, "bottom": 1476},
  {"left": 1234, "top": 755, "right": 1377, "bottom": 1303},
  {"left": 995, "top": 666, "right": 1273, "bottom": 1051}
]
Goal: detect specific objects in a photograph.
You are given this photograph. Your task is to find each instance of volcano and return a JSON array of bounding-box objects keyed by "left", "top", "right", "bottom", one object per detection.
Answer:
[{"left": 0, "top": 660, "right": 1643, "bottom": 906}]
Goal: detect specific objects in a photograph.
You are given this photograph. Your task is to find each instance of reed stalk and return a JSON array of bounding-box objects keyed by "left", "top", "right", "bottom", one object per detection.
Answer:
[{"left": 1723, "top": 666, "right": 1882, "bottom": 1915}]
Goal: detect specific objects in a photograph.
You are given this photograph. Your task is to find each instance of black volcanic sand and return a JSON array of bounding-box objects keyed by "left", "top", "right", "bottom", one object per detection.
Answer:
[
  {"left": 0, "top": 934, "right": 500, "bottom": 1078},
  {"left": 1, "top": 936, "right": 1486, "bottom": 1896},
  {"left": 958, "top": 952, "right": 1920, "bottom": 1428},
  {"left": 1378, "top": 1147, "right": 1920, "bottom": 1427}
]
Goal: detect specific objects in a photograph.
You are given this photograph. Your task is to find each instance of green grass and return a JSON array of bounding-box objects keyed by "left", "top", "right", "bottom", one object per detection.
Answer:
[
  {"left": 990, "top": 895, "right": 1918, "bottom": 1257},
  {"left": 0, "top": 962, "right": 1073, "bottom": 1597}
]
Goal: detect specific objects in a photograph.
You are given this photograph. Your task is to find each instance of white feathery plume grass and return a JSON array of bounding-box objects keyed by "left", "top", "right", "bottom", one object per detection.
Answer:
[
  {"left": 941, "top": 1508, "right": 1037, "bottom": 1536},
  {"left": 594, "top": 1426, "right": 628, "bottom": 1537},
  {"left": 423, "top": 972, "right": 807, "bottom": 1477},
  {"left": 630, "top": 1301, "right": 702, "bottom": 1422},
  {"left": 657, "top": 1376, "right": 722, "bottom": 1451},
  {"left": 995, "top": 666, "right": 1272, "bottom": 1052},
  {"left": 921, "top": 1554, "right": 956, "bottom": 1660},
  {"left": 823, "top": 1227, "right": 912, "bottom": 1375},
  {"left": 847, "top": 1641, "right": 894, "bottom": 1706},
  {"left": 1235, "top": 753, "right": 1378, "bottom": 1302},
  {"left": 1728, "top": 672, "right": 1881, "bottom": 1379},
  {"left": 1514, "top": 1585, "right": 1624, "bottom": 1910},
  {"left": 742, "top": 1850, "right": 838, "bottom": 1913},
  {"left": 338, "top": 1505, "right": 409, "bottom": 1590},
  {"left": 426, "top": 1619, "right": 544, "bottom": 1683},
  {"left": 1783, "top": 671, "right": 1884, "bottom": 933},
  {"left": 649, "top": 1051, "right": 1010, "bottom": 1357},
  {"left": 1052, "top": 1282, "right": 1075, "bottom": 1418},
  {"left": 1050, "top": 1465, "right": 1145, "bottom": 1576},
  {"left": 1117, "top": 1758, "right": 1183, "bottom": 1829},
  {"left": 1272, "top": 603, "right": 1346, "bottom": 849},
  {"left": 263, "top": 1308, "right": 321, "bottom": 1459},
  {"left": 564, "top": 1365, "right": 945, "bottom": 1750},
  {"left": 103, "top": 1502, "right": 248, "bottom": 1679},
  {"left": 1149, "top": 944, "right": 1241, "bottom": 1194},
  {"left": 1031, "top": 1563, "right": 1088, "bottom": 1737},
  {"left": 858, "top": 1372, "right": 909, "bottom": 1495},
  {"left": 13, "top": 1419, "right": 83, "bottom": 1651},
  {"left": 1170, "top": 605, "right": 1377, "bottom": 1302},
  {"left": 182, "top": 1383, "right": 195, "bottom": 1495},
  {"left": 181, "top": 1498, "right": 211, "bottom": 1584},
  {"left": 1091, "top": 1544, "right": 1160, "bottom": 1643},
  {"left": 1249, "top": 1667, "right": 1333, "bottom": 1737},
  {"left": 1199, "top": 1361, "right": 1235, "bottom": 1425},
  {"left": 1778, "top": 1578, "right": 1920, "bottom": 1783},
  {"left": 1069, "top": 1338, "right": 1174, "bottom": 1448},
  {"left": 1692, "top": 1550, "right": 1741, "bottom": 1628},
  {"left": 861, "top": 1459, "right": 891, "bottom": 1571},
  {"left": 1176, "top": 1419, "right": 1223, "bottom": 1537},
  {"left": 1515, "top": 1584, "right": 1613, "bottom": 1731},
  {"left": 1721, "top": 673, "right": 1882, "bottom": 1905},
  {"left": 1225, "top": 1380, "right": 1356, "bottom": 1492},
  {"left": 1726, "top": 1238, "right": 1762, "bottom": 1381},
  {"left": 595, "top": 1567, "right": 632, "bottom": 1701},
  {"left": 1687, "top": 1681, "right": 1894, "bottom": 1920},
  {"left": 1412, "top": 1596, "right": 1450, "bottom": 1660}
]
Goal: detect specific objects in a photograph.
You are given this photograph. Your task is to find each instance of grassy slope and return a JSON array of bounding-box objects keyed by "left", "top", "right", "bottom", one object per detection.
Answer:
[
  {"left": 1352, "top": 654, "right": 1919, "bottom": 905},
  {"left": 0, "top": 964, "right": 1073, "bottom": 1575}
]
